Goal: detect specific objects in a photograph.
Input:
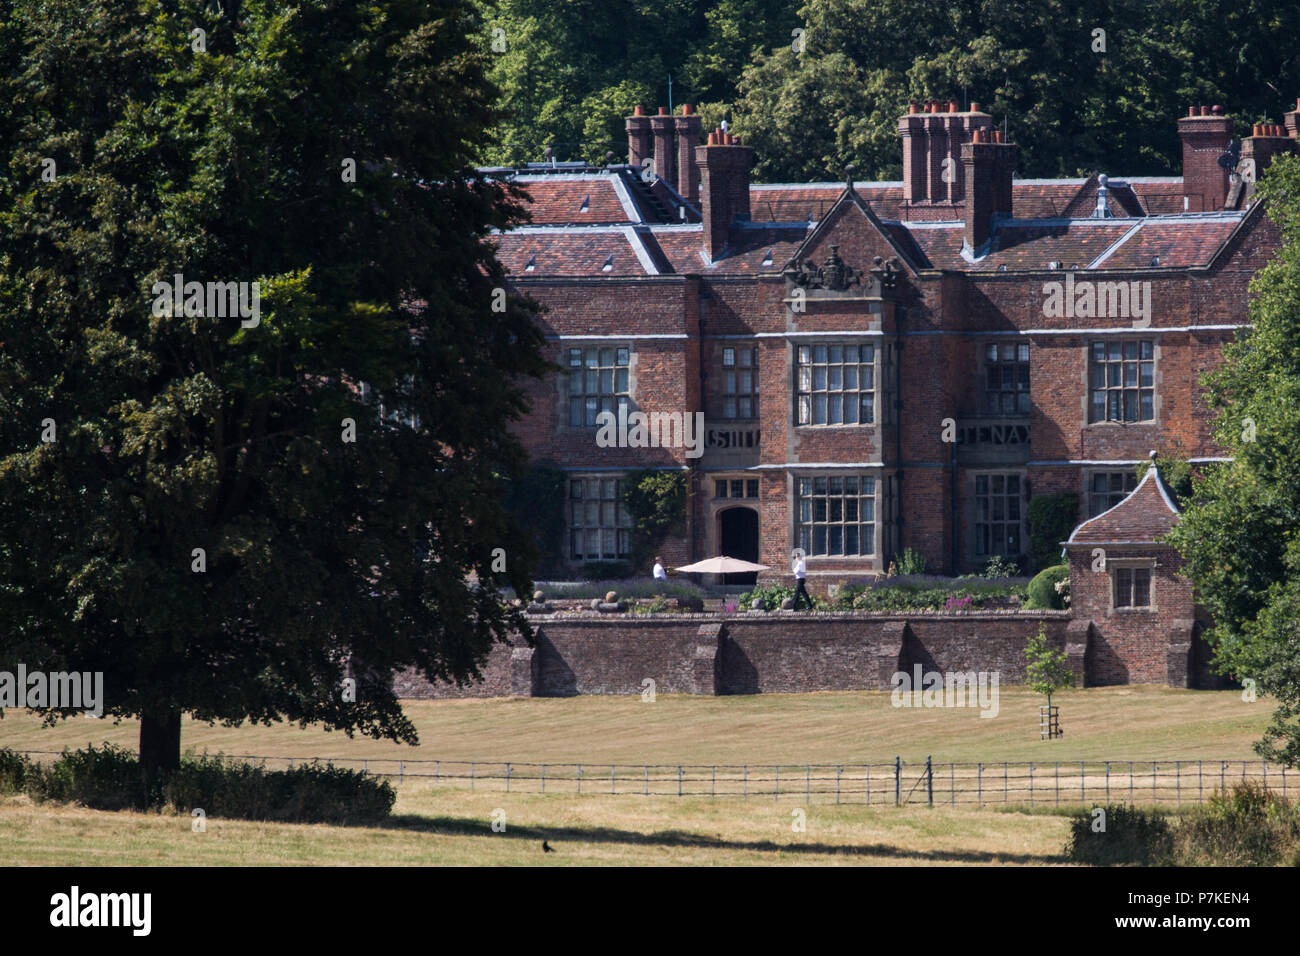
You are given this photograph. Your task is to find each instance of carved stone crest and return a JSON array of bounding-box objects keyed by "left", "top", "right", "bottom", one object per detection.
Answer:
[{"left": 789, "top": 246, "right": 901, "bottom": 295}]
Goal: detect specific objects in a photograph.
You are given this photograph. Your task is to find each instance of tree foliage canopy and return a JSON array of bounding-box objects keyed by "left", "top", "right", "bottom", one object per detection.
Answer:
[
  {"left": 474, "top": 0, "right": 1300, "bottom": 182},
  {"left": 1168, "top": 155, "right": 1300, "bottom": 768},
  {"left": 0, "top": 0, "right": 548, "bottom": 769}
]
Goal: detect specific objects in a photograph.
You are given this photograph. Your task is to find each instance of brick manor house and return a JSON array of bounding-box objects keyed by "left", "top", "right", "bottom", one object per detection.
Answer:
[{"left": 486, "top": 99, "right": 1297, "bottom": 589}]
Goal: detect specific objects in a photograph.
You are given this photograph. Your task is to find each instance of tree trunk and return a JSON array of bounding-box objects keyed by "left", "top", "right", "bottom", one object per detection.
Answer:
[{"left": 139, "top": 709, "right": 182, "bottom": 778}]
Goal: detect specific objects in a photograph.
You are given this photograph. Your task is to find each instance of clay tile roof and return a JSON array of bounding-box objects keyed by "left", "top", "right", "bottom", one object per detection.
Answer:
[
  {"left": 651, "top": 224, "right": 809, "bottom": 273},
  {"left": 976, "top": 222, "right": 1137, "bottom": 271},
  {"left": 493, "top": 229, "right": 654, "bottom": 276},
  {"left": 1067, "top": 460, "right": 1181, "bottom": 544},
  {"left": 1098, "top": 219, "right": 1241, "bottom": 269},
  {"left": 513, "top": 178, "right": 635, "bottom": 224}
]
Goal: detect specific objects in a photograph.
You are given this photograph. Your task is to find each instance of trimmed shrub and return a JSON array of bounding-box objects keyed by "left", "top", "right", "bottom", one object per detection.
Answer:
[
  {"left": 26, "top": 743, "right": 154, "bottom": 811},
  {"left": 1027, "top": 494, "right": 1079, "bottom": 572},
  {"left": 1026, "top": 565, "right": 1070, "bottom": 609},
  {"left": 1066, "top": 804, "right": 1173, "bottom": 865},
  {"left": 20, "top": 744, "right": 394, "bottom": 824},
  {"left": 164, "top": 755, "right": 395, "bottom": 825}
]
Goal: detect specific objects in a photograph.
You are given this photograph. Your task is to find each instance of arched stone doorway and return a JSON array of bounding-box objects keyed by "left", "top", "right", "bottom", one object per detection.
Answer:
[{"left": 718, "top": 506, "right": 760, "bottom": 585}]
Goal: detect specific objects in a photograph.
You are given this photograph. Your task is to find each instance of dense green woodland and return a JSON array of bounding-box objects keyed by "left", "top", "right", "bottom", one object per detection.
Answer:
[{"left": 476, "top": 0, "right": 1300, "bottom": 181}]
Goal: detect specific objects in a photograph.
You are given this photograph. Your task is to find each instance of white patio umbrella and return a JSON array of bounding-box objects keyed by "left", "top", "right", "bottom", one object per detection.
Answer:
[{"left": 674, "top": 555, "right": 771, "bottom": 575}]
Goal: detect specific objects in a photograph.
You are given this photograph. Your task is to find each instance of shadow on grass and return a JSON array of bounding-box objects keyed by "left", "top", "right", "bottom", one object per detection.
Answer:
[{"left": 378, "top": 812, "right": 1069, "bottom": 864}]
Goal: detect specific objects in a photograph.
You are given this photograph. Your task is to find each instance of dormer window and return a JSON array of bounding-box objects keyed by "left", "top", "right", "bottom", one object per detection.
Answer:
[
  {"left": 579, "top": 195, "right": 590, "bottom": 213},
  {"left": 525, "top": 255, "right": 536, "bottom": 272},
  {"left": 762, "top": 249, "right": 774, "bottom": 267},
  {"left": 601, "top": 254, "right": 614, "bottom": 272}
]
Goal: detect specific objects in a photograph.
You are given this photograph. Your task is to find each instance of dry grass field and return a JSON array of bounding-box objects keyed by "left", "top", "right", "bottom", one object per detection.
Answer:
[
  {"left": 0, "top": 787, "right": 1078, "bottom": 866},
  {"left": 0, "top": 686, "right": 1272, "bottom": 765},
  {"left": 0, "top": 686, "right": 1279, "bottom": 865}
]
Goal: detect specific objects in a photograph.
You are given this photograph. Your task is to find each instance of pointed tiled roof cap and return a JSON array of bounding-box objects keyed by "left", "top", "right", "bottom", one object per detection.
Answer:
[{"left": 1067, "top": 451, "right": 1182, "bottom": 544}]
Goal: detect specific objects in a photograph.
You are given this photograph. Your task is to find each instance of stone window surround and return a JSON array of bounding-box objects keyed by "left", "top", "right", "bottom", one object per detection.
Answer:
[
  {"left": 966, "top": 469, "right": 1028, "bottom": 564},
  {"left": 787, "top": 471, "right": 882, "bottom": 563},
  {"left": 979, "top": 340, "right": 1031, "bottom": 417},
  {"left": 1107, "top": 556, "right": 1158, "bottom": 613},
  {"left": 1082, "top": 337, "right": 1160, "bottom": 427},
  {"left": 557, "top": 341, "right": 636, "bottom": 431}
]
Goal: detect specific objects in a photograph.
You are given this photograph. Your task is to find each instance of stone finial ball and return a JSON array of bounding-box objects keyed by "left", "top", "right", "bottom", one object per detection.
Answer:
[
  {"left": 533, "top": 590, "right": 544, "bottom": 602},
  {"left": 605, "top": 591, "right": 618, "bottom": 603}
]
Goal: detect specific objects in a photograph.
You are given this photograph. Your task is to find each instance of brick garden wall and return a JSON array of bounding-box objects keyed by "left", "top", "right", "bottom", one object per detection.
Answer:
[{"left": 398, "top": 611, "right": 1080, "bottom": 698}]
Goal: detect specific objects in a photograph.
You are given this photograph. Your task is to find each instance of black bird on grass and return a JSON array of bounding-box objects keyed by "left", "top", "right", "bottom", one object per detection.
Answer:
[{"left": 542, "top": 841, "right": 554, "bottom": 853}]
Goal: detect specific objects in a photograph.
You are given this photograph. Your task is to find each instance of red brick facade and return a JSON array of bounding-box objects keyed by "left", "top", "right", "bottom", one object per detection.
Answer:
[{"left": 485, "top": 99, "right": 1297, "bottom": 588}]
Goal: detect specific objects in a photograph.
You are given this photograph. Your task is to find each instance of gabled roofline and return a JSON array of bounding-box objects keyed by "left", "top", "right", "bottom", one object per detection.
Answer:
[
  {"left": 784, "top": 185, "right": 923, "bottom": 274},
  {"left": 1065, "top": 457, "right": 1181, "bottom": 544}
]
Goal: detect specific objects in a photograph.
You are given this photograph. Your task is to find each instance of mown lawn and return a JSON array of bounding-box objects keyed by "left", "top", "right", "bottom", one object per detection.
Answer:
[{"left": 0, "top": 686, "right": 1271, "bottom": 766}]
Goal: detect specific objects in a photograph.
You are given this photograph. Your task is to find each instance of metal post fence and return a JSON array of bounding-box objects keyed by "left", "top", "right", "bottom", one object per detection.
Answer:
[{"left": 29, "top": 749, "right": 1285, "bottom": 804}]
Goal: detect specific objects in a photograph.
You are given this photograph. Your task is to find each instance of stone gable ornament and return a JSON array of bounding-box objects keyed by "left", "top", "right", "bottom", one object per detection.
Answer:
[{"left": 793, "top": 244, "right": 861, "bottom": 291}]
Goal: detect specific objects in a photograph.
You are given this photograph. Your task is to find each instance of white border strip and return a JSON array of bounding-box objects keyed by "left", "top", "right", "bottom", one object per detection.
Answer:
[
  {"left": 1087, "top": 219, "right": 1146, "bottom": 268},
  {"left": 622, "top": 226, "right": 659, "bottom": 275}
]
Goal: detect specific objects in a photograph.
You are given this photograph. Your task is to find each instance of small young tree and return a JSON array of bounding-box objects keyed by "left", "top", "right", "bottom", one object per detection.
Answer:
[{"left": 1025, "top": 622, "right": 1075, "bottom": 734}]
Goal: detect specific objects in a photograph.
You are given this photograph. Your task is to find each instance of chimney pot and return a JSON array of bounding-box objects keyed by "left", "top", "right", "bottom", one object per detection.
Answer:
[
  {"left": 1199, "top": 105, "right": 1210, "bottom": 116},
  {"left": 1188, "top": 106, "right": 1197, "bottom": 117},
  {"left": 994, "top": 129, "right": 1004, "bottom": 143},
  {"left": 970, "top": 102, "right": 981, "bottom": 113},
  {"left": 634, "top": 105, "right": 646, "bottom": 117},
  {"left": 657, "top": 106, "right": 669, "bottom": 115},
  {"left": 909, "top": 101, "right": 920, "bottom": 113},
  {"left": 682, "top": 103, "right": 694, "bottom": 115},
  {"left": 948, "top": 99, "right": 959, "bottom": 112}
]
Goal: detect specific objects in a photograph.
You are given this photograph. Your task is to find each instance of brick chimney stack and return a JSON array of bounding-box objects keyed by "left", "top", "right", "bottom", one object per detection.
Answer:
[
  {"left": 899, "top": 100, "right": 994, "bottom": 214},
  {"left": 695, "top": 129, "right": 754, "bottom": 261},
  {"left": 1178, "top": 105, "right": 1232, "bottom": 212},
  {"left": 625, "top": 105, "right": 652, "bottom": 170},
  {"left": 1240, "top": 119, "right": 1296, "bottom": 196},
  {"left": 650, "top": 107, "right": 676, "bottom": 187},
  {"left": 674, "top": 104, "right": 703, "bottom": 204},
  {"left": 961, "top": 128, "right": 1017, "bottom": 253},
  {"left": 1285, "top": 98, "right": 1300, "bottom": 140}
]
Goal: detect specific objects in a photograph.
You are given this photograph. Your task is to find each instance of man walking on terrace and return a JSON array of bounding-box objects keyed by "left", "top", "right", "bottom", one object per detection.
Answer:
[{"left": 792, "top": 550, "right": 812, "bottom": 610}]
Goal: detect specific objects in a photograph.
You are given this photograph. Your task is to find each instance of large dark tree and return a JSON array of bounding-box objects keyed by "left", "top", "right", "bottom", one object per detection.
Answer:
[{"left": 0, "top": 0, "right": 548, "bottom": 773}]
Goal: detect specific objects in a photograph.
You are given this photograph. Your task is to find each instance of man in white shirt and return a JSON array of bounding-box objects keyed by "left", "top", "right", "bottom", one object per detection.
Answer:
[
  {"left": 652, "top": 557, "right": 668, "bottom": 590},
  {"left": 792, "top": 551, "right": 812, "bottom": 610}
]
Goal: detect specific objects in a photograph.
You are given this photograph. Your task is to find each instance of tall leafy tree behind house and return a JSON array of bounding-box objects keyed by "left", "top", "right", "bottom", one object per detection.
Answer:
[
  {"left": 0, "top": 0, "right": 549, "bottom": 773},
  {"left": 473, "top": 0, "right": 797, "bottom": 166},
  {"left": 474, "top": 0, "right": 1300, "bottom": 182},
  {"left": 731, "top": 0, "right": 1300, "bottom": 182},
  {"left": 1167, "top": 155, "right": 1300, "bottom": 769}
]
